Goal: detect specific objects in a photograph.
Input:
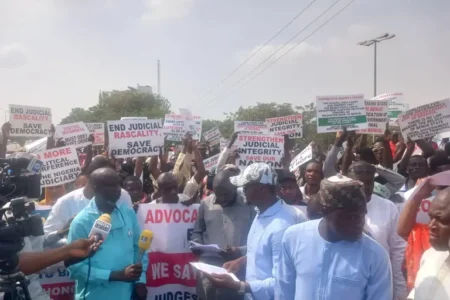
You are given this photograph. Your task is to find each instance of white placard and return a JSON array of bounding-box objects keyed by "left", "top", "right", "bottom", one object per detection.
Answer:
[
  {"left": 234, "top": 121, "right": 269, "bottom": 135},
  {"left": 289, "top": 144, "right": 312, "bottom": 172},
  {"left": 9, "top": 104, "right": 52, "bottom": 137},
  {"left": 107, "top": 119, "right": 164, "bottom": 158},
  {"left": 85, "top": 123, "right": 105, "bottom": 146},
  {"left": 356, "top": 100, "right": 388, "bottom": 134},
  {"left": 55, "top": 122, "right": 91, "bottom": 148},
  {"left": 235, "top": 134, "right": 284, "bottom": 169},
  {"left": 398, "top": 98, "right": 450, "bottom": 141},
  {"left": 163, "top": 114, "right": 186, "bottom": 142},
  {"left": 36, "top": 146, "right": 81, "bottom": 187},
  {"left": 316, "top": 94, "right": 368, "bottom": 133},
  {"left": 203, "top": 127, "right": 222, "bottom": 147},
  {"left": 203, "top": 154, "right": 220, "bottom": 172},
  {"left": 372, "top": 92, "right": 408, "bottom": 123},
  {"left": 121, "top": 117, "right": 148, "bottom": 120},
  {"left": 266, "top": 114, "right": 303, "bottom": 138},
  {"left": 137, "top": 203, "right": 199, "bottom": 300}
]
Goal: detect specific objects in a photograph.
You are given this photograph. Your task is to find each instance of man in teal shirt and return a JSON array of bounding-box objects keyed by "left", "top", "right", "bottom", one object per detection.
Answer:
[{"left": 68, "top": 168, "right": 148, "bottom": 300}]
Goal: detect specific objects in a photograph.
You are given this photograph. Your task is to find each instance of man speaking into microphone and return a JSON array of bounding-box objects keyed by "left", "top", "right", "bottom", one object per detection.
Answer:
[{"left": 67, "top": 168, "right": 148, "bottom": 300}]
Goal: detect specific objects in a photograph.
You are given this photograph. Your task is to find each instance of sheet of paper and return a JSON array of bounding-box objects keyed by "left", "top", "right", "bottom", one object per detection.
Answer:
[
  {"left": 190, "top": 262, "right": 239, "bottom": 281},
  {"left": 189, "top": 241, "right": 222, "bottom": 253}
]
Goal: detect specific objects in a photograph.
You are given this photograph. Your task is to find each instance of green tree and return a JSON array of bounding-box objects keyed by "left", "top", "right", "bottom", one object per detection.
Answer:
[
  {"left": 60, "top": 91, "right": 171, "bottom": 124},
  {"left": 296, "top": 102, "right": 335, "bottom": 149}
]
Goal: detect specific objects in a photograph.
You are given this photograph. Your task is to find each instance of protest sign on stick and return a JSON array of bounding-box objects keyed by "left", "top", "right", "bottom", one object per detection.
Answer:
[
  {"left": 266, "top": 114, "right": 303, "bottom": 138},
  {"left": 203, "top": 127, "right": 222, "bottom": 147},
  {"left": 356, "top": 100, "right": 388, "bottom": 134},
  {"left": 107, "top": 119, "right": 164, "bottom": 158},
  {"left": 137, "top": 203, "right": 199, "bottom": 300},
  {"left": 372, "top": 92, "right": 408, "bottom": 124},
  {"left": 55, "top": 122, "right": 91, "bottom": 148},
  {"left": 398, "top": 98, "right": 450, "bottom": 141},
  {"left": 85, "top": 123, "right": 105, "bottom": 146},
  {"left": 9, "top": 105, "right": 52, "bottom": 137},
  {"left": 203, "top": 154, "right": 220, "bottom": 172},
  {"left": 234, "top": 121, "right": 269, "bottom": 135},
  {"left": 121, "top": 117, "right": 148, "bottom": 120},
  {"left": 164, "top": 114, "right": 186, "bottom": 141},
  {"left": 235, "top": 134, "right": 284, "bottom": 169},
  {"left": 316, "top": 94, "right": 368, "bottom": 133},
  {"left": 289, "top": 144, "right": 313, "bottom": 172},
  {"left": 36, "top": 146, "right": 81, "bottom": 187}
]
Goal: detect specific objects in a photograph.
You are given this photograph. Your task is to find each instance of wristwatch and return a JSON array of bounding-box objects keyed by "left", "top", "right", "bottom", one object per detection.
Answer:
[{"left": 238, "top": 281, "right": 245, "bottom": 295}]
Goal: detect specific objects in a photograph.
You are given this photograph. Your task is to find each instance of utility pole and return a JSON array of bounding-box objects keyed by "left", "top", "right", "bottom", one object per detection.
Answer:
[
  {"left": 358, "top": 33, "right": 396, "bottom": 97},
  {"left": 157, "top": 60, "right": 161, "bottom": 95}
]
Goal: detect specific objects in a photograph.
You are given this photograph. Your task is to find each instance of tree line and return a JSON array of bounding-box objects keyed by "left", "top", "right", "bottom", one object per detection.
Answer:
[{"left": 60, "top": 90, "right": 335, "bottom": 148}]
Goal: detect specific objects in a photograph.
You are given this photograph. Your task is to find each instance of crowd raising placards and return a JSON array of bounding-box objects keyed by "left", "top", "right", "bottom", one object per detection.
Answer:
[{"left": 5, "top": 87, "right": 450, "bottom": 300}]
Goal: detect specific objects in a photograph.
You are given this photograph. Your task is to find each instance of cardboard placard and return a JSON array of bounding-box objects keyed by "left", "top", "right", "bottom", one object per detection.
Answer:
[
  {"left": 398, "top": 98, "right": 450, "bottom": 141},
  {"left": 107, "top": 119, "right": 164, "bottom": 158},
  {"left": 234, "top": 121, "right": 269, "bottom": 135},
  {"left": 9, "top": 104, "right": 52, "bottom": 137},
  {"left": 356, "top": 100, "right": 388, "bottom": 134},
  {"left": 36, "top": 146, "right": 81, "bottom": 187},
  {"left": 55, "top": 122, "right": 91, "bottom": 148},
  {"left": 235, "top": 134, "right": 284, "bottom": 169},
  {"left": 85, "top": 123, "right": 105, "bottom": 146},
  {"left": 266, "top": 114, "right": 303, "bottom": 138},
  {"left": 316, "top": 94, "right": 368, "bottom": 133}
]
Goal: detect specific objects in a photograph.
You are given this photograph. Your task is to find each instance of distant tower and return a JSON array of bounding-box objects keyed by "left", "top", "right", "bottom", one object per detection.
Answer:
[{"left": 157, "top": 60, "right": 161, "bottom": 95}]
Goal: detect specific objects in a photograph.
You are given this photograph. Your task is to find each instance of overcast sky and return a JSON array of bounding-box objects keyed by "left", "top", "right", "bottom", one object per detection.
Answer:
[{"left": 1, "top": 0, "right": 449, "bottom": 124}]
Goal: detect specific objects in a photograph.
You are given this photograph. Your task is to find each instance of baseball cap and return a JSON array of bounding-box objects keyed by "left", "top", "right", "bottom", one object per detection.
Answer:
[{"left": 230, "top": 163, "right": 278, "bottom": 187}]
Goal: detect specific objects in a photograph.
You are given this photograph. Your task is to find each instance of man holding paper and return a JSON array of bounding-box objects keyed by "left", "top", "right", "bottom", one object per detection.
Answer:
[
  {"left": 203, "top": 163, "right": 306, "bottom": 300},
  {"left": 191, "top": 169, "right": 255, "bottom": 300}
]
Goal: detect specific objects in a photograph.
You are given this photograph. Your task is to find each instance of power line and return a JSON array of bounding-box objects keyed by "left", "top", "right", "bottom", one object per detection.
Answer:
[
  {"left": 206, "top": 0, "right": 356, "bottom": 105},
  {"left": 243, "top": 0, "right": 357, "bottom": 87},
  {"left": 205, "top": 0, "right": 343, "bottom": 107},
  {"left": 196, "top": 0, "right": 318, "bottom": 102}
]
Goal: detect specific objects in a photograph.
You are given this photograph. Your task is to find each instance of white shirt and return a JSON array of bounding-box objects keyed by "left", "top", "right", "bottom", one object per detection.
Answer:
[
  {"left": 409, "top": 248, "right": 450, "bottom": 300},
  {"left": 44, "top": 187, "right": 132, "bottom": 236},
  {"left": 366, "top": 194, "right": 407, "bottom": 300}
]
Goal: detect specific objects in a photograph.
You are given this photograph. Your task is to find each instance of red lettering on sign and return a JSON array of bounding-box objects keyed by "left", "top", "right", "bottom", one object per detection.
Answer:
[
  {"left": 145, "top": 209, "right": 198, "bottom": 224},
  {"left": 147, "top": 252, "right": 198, "bottom": 287},
  {"left": 41, "top": 282, "right": 75, "bottom": 300},
  {"left": 43, "top": 147, "right": 71, "bottom": 160}
]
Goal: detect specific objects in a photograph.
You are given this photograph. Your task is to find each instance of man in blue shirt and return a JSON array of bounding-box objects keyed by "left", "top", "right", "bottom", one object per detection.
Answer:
[
  {"left": 204, "top": 163, "right": 306, "bottom": 300},
  {"left": 276, "top": 174, "right": 393, "bottom": 300},
  {"left": 68, "top": 168, "right": 148, "bottom": 300}
]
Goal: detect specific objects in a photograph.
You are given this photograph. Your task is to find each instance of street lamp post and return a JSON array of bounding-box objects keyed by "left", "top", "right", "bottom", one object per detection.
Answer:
[{"left": 358, "top": 33, "right": 396, "bottom": 97}]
